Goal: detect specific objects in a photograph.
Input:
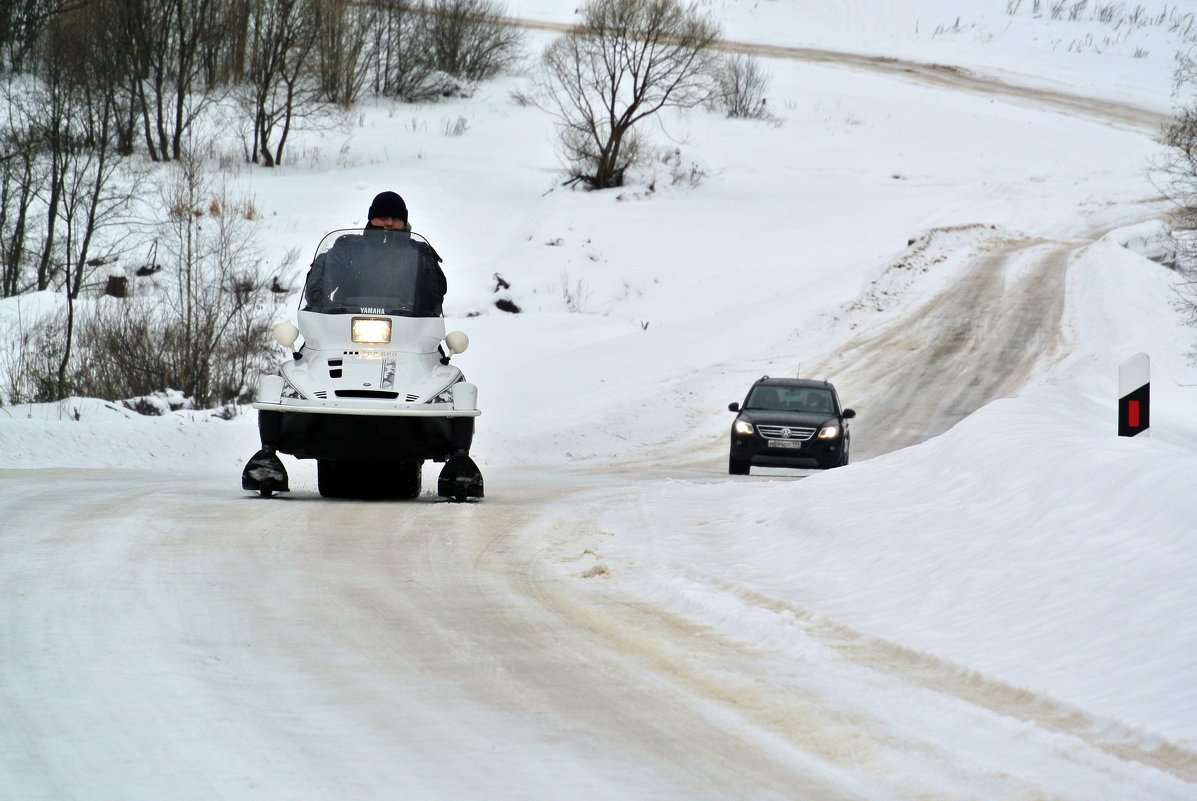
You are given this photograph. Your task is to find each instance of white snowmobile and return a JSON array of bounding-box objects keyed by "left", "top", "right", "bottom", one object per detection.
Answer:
[{"left": 241, "top": 227, "right": 483, "bottom": 501}]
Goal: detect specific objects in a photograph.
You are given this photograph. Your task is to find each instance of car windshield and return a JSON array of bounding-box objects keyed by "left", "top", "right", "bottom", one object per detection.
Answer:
[
  {"left": 305, "top": 228, "right": 440, "bottom": 317},
  {"left": 746, "top": 386, "right": 836, "bottom": 414}
]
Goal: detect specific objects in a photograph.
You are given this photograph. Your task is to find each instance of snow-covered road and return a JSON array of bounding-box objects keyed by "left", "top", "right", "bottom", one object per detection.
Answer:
[
  {"left": 815, "top": 229, "right": 1074, "bottom": 458},
  {"left": 3, "top": 467, "right": 1192, "bottom": 799}
]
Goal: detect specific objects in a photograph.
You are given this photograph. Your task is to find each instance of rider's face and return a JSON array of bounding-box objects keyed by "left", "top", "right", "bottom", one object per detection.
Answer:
[{"left": 371, "top": 215, "right": 406, "bottom": 230}]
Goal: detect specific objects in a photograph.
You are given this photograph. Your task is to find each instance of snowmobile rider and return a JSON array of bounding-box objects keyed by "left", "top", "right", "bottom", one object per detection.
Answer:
[{"left": 301, "top": 190, "right": 447, "bottom": 314}]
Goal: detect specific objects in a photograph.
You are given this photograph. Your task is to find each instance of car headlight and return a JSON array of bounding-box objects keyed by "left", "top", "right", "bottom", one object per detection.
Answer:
[
  {"left": 817, "top": 423, "right": 840, "bottom": 439},
  {"left": 733, "top": 419, "right": 754, "bottom": 435},
  {"left": 352, "top": 317, "right": 391, "bottom": 345}
]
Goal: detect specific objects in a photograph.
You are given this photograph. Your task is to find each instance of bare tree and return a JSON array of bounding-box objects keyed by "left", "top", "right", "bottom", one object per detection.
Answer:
[
  {"left": 425, "top": 0, "right": 524, "bottom": 82},
  {"left": 13, "top": 10, "right": 138, "bottom": 397},
  {"left": 46, "top": 7, "right": 136, "bottom": 294},
  {"left": 0, "top": 86, "right": 44, "bottom": 297},
  {"left": 1154, "top": 49, "right": 1197, "bottom": 360},
  {"left": 0, "top": 0, "right": 73, "bottom": 73},
  {"left": 110, "top": 0, "right": 228, "bottom": 162},
  {"left": 537, "top": 0, "right": 720, "bottom": 189},
  {"left": 202, "top": 0, "right": 252, "bottom": 88},
  {"left": 241, "top": 0, "right": 320, "bottom": 166},
  {"left": 0, "top": 1, "right": 132, "bottom": 301},
  {"left": 367, "top": 0, "right": 438, "bottom": 101},
  {"left": 311, "top": 0, "right": 372, "bottom": 106},
  {"left": 26, "top": 65, "right": 66, "bottom": 292}
]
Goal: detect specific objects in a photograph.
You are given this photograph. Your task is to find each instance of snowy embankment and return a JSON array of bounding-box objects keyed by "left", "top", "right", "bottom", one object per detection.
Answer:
[{"left": 577, "top": 222, "right": 1197, "bottom": 749}]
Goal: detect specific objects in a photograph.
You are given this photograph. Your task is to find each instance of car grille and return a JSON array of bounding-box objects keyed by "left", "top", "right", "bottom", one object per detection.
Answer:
[{"left": 757, "top": 424, "right": 816, "bottom": 441}]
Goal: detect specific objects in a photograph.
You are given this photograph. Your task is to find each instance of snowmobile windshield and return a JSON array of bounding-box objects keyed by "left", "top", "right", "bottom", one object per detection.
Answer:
[{"left": 305, "top": 229, "right": 443, "bottom": 317}]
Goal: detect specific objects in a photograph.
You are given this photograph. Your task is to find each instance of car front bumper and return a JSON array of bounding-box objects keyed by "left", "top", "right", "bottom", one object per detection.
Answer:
[{"left": 730, "top": 434, "right": 844, "bottom": 469}]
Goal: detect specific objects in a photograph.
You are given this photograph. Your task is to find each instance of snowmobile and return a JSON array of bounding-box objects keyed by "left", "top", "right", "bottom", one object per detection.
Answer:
[{"left": 241, "top": 228, "right": 483, "bottom": 501}]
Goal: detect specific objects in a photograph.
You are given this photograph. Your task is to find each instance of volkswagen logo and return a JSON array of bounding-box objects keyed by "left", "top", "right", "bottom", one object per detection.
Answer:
[{"left": 781, "top": 427, "right": 792, "bottom": 438}]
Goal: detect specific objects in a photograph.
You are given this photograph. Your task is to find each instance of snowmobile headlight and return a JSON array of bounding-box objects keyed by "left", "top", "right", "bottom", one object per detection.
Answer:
[{"left": 352, "top": 317, "right": 391, "bottom": 345}]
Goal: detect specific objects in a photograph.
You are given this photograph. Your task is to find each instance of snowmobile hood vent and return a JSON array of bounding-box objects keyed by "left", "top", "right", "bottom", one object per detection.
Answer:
[{"left": 334, "top": 390, "right": 400, "bottom": 399}]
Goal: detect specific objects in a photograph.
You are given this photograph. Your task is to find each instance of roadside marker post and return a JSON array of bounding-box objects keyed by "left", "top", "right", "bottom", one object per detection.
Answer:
[{"left": 1118, "top": 353, "right": 1150, "bottom": 438}]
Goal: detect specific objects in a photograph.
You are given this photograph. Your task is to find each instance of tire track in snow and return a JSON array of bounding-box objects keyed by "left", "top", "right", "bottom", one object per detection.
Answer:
[
  {"left": 546, "top": 483, "right": 1197, "bottom": 798},
  {"left": 810, "top": 234, "right": 1075, "bottom": 459},
  {"left": 501, "top": 16, "right": 1167, "bottom": 133},
  {"left": 673, "top": 569, "right": 1197, "bottom": 785},
  {"left": 510, "top": 514, "right": 1010, "bottom": 800}
]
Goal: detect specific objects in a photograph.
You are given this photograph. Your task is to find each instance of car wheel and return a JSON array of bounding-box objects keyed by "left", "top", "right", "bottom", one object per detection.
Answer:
[{"left": 729, "top": 456, "right": 750, "bottom": 475}]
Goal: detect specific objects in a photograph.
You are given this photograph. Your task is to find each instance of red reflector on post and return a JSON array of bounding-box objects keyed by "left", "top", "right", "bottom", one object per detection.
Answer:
[{"left": 1118, "top": 353, "right": 1150, "bottom": 438}]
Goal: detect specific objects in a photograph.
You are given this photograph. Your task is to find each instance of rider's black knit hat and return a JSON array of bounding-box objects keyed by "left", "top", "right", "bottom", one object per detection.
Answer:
[{"left": 368, "top": 191, "right": 407, "bottom": 221}]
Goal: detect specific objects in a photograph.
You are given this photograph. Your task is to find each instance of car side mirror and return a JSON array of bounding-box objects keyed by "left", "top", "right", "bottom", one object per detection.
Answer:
[
  {"left": 728, "top": 402, "right": 740, "bottom": 412},
  {"left": 842, "top": 408, "right": 856, "bottom": 419}
]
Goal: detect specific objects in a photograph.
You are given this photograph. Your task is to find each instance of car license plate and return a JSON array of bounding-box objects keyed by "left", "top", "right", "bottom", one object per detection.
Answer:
[{"left": 768, "top": 440, "right": 802, "bottom": 449}]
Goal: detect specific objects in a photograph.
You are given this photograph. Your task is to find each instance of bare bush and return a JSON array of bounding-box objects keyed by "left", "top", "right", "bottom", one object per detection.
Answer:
[
  {"left": 441, "top": 115, "right": 469, "bottom": 136},
  {"left": 657, "top": 146, "right": 706, "bottom": 188},
  {"left": 1159, "top": 59, "right": 1197, "bottom": 226},
  {"left": 711, "top": 53, "right": 771, "bottom": 119},
  {"left": 69, "top": 154, "right": 276, "bottom": 406},
  {"left": 425, "top": 0, "right": 524, "bottom": 81},
  {"left": 0, "top": 308, "right": 68, "bottom": 403},
  {"left": 73, "top": 289, "right": 273, "bottom": 407}
]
